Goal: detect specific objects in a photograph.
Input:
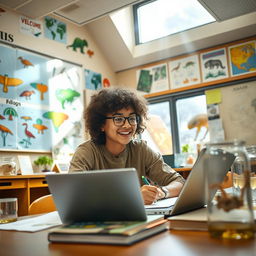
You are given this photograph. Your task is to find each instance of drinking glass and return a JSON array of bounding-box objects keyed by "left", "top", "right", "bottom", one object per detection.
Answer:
[
  {"left": 246, "top": 145, "right": 256, "bottom": 207},
  {"left": 204, "top": 141, "right": 254, "bottom": 239}
]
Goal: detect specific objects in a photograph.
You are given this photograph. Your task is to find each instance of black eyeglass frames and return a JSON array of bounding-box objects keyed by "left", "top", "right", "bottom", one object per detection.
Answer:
[{"left": 105, "top": 115, "right": 139, "bottom": 127}]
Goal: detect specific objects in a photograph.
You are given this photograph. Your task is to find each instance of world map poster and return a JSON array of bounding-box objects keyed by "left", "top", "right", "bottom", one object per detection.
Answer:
[
  {"left": 228, "top": 40, "right": 256, "bottom": 76},
  {"left": 0, "top": 43, "right": 83, "bottom": 152}
]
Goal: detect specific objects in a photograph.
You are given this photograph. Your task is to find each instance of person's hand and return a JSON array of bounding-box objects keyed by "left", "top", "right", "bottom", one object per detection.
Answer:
[{"left": 141, "top": 185, "right": 165, "bottom": 205}]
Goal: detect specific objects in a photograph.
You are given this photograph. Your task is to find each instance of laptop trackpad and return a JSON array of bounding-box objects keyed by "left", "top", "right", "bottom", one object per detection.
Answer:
[{"left": 145, "top": 197, "right": 178, "bottom": 209}]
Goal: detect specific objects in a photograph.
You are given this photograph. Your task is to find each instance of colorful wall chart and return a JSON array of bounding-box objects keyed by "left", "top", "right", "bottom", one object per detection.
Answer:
[
  {"left": 228, "top": 40, "right": 256, "bottom": 77},
  {"left": 168, "top": 54, "right": 201, "bottom": 89},
  {"left": 136, "top": 63, "right": 169, "bottom": 93},
  {"left": 200, "top": 48, "right": 229, "bottom": 83},
  {"left": 0, "top": 43, "right": 83, "bottom": 151}
]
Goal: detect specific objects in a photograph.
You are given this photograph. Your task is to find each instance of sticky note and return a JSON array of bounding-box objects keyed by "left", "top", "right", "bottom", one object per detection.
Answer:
[{"left": 205, "top": 88, "right": 222, "bottom": 105}]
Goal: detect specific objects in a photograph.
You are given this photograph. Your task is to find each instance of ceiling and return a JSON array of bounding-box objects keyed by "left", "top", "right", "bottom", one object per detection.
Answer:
[{"left": 0, "top": 0, "right": 256, "bottom": 72}]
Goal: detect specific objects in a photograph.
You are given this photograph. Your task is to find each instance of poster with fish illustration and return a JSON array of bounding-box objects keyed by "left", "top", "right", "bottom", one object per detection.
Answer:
[
  {"left": 0, "top": 43, "right": 83, "bottom": 152},
  {"left": 168, "top": 54, "right": 201, "bottom": 89},
  {"left": 200, "top": 48, "right": 229, "bottom": 83},
  {"left": 228, "top": 40, "right": 256, "bottom": 77}
]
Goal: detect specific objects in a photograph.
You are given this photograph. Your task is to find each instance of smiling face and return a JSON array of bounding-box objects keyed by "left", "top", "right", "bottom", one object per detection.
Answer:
[{"left": 102, "top": 107, "right": 137, "bottom": 155}]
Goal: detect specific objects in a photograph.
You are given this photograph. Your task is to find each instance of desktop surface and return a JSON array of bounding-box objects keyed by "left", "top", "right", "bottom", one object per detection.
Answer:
[{"left": 1, "top": 228, "right": 255, "bottom": 256}]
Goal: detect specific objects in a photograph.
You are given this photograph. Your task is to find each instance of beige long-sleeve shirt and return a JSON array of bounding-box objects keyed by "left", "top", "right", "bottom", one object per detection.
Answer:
[{"left": 69, "top": 139, "right": 185, "bottom": 186}]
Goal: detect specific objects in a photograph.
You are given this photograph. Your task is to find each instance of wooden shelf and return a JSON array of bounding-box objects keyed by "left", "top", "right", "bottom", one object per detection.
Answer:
[{"left": 0, "top": 175, "right": 49, "bottom": 216}]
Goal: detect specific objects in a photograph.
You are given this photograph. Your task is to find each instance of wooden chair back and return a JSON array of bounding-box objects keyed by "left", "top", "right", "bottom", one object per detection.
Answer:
[{"left": 29, "top": 194, "right": 56, "bottom": 215}]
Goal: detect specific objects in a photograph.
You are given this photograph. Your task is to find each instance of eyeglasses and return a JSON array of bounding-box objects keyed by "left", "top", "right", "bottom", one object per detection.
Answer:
[{"left": 105, "top": 115, "right": 139, "bottom": 127}]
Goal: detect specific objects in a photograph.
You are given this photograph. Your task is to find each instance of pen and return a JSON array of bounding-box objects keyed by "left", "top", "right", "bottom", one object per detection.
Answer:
[{"left": 142, "top": 176, "right": 150, "bottom": 185}]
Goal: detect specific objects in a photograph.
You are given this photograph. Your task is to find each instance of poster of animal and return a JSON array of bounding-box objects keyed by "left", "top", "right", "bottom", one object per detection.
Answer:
[
  {"left": 136, "top": 63, "right": 169, "bottom": 93},
  {"left": 85, "top": 69, "right": 102, "bottom": 90},
  {"left": 0, "top": 43, "right": 83, "bottom": 151},
  {"left": 168, "top": 54, "right": 201, "bottom": 89},
  {"left": 200, "top": 48, "right": 229, "bottom": 82},
  {"left": 228, "top": 40, "right": 256, "bottom": 76},
  {"left": 44, "top": 16, "right": 67, "bottom": 44}
]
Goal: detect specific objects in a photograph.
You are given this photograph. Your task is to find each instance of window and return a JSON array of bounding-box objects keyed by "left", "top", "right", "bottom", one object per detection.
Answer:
[
  {"left": 141, "top": 101, "right": 173, "bottom": 154},
  {"left": 133, "top": 0, "right": 215, "bottom": 44},
  {"left": 176, "top": 95, "right": 209, "bottom": 153}
]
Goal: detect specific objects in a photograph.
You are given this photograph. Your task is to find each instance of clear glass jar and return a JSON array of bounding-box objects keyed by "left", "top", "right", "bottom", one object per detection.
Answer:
[
  {"left": 246, "top": 145, "right": 256, "bottom": 207},
  {"left": 0, "top": 157, "right": 17, "bottom": 176},
  {"left": 204, "top": 141, "right": 254, "bottom": 239}
]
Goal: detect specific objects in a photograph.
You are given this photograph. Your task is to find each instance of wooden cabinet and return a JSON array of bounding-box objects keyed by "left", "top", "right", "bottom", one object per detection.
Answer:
[{"left": 0, "top": 175, "right": 49, "bottom": 216}]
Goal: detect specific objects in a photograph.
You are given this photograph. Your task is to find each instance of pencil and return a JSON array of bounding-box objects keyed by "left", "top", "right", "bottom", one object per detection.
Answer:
[{"left": 142, "top": 176, "right": 150, "bottom": 185}]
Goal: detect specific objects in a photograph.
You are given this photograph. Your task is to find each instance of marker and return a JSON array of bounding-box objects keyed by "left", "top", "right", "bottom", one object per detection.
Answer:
[{"left": 142, "top": 176, "right": 150, "bottom": 185}]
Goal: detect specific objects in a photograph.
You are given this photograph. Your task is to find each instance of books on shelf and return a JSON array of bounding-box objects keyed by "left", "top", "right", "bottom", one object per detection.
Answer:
[
  {"left": 168, "top": 207, "right": 207, "bottom": 231},
  {"left": 48, "top": 215, "right": 168, "bottom": 245}
]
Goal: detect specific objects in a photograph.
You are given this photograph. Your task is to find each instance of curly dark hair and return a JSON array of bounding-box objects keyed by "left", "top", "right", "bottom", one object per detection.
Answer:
[{"left": 84, "top": 88, "right": 148, "bottom": 144}]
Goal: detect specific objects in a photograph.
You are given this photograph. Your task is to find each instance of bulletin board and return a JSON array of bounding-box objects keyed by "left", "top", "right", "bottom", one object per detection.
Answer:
[
  {"left": 0, "top": 43, "right": 84, "bottom": 152},
  {"left": 214, "top": 81, "right": 256, "bottom": 145},
  {"left": 219, "top": 80, "right": 256, "bottom": 145}
]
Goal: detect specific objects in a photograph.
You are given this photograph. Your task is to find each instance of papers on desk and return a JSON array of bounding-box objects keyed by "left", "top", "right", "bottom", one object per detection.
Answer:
[
  {"left": 144, "top": 197, "right": 177, "bottom": 209},
  {"left": 0, "top": 211, "right": 62, "bottom": 232}
]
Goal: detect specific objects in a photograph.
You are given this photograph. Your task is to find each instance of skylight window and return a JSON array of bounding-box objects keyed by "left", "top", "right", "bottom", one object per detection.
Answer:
[{"left": 134, "top": 0, "right": 216, "bottom": 44}]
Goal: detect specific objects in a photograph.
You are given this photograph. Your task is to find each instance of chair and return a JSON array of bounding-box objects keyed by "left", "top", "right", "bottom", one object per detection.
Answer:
[{"left": 29, "top": 194, "right": 56, "bottom": 215}]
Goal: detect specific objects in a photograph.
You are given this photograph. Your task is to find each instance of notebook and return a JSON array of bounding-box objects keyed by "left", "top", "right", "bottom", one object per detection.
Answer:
[
  {"left": 46, "top": 168, "right": 147, "bottom": 224},
  {"left": 145, "top": 148, "right": 235, "bottom": 216}
]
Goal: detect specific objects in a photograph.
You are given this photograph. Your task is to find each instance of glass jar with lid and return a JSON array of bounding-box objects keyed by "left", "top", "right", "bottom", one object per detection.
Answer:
[
  {"left": 204, "top": 140, "right": 254, "bottom": 239},
  {"left": 0, "top": 157, "right": 17, "bottom": 176}
]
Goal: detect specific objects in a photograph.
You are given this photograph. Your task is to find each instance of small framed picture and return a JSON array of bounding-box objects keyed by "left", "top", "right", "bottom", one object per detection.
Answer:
[
  {"left": 17, "top": 155, "right": 34, "bottom": 175},
  {"left": 52, "top": 161, "right": 69, "bottom": 173}
]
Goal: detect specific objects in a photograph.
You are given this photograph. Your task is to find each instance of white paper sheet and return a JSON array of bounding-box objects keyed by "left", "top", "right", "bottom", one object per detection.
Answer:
[
  {"left": 144, "top": 197, "right": 178, "bottom": 209},
  {"left": 0, "top": 211, "right": 62, "bottom": 232}
]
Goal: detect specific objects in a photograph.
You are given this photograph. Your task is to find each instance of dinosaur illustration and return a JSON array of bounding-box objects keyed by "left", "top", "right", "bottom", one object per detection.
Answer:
[
  {"left": 183, "top": 61, "right": 195, "bottom": 69},
  {"left": 18, "top": 57, "right": 34, "bottom": 68},
  {"left": 188, "top": 114, "right": 208, "bottom": 141},
  {"left": 19, "top": 90, "right": 35, "bottom": 100},
  {"left": 204, "top": 59, "right": 225, "bottom": 69},
  {"left": 171, "top": 62, "right": 181, "bottom": 72},
  {"left": 67, "top": 37, "right": 88, "bottom": 54}
]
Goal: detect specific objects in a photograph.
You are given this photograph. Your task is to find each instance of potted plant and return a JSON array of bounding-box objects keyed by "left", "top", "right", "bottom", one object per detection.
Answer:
[{"left": 33, "top": 156, "right": 53, "bottom": 172}]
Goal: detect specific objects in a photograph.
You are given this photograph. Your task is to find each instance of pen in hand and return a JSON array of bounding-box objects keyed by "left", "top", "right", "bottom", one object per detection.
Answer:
[{"left": 142, "top": 176, "right": 150, "bottom": 185}]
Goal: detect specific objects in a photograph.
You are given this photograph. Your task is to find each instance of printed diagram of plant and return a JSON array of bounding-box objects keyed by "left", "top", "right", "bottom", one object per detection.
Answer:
[
  {"left": 0, "top": 124, "right": 13, "bottom": 147},
  {"left": 19, "top": 123, "right": 36, "bottom": 148},
  {"left": 55, "top": 89, "right": 80, "bottom": 109},
  {"left": 30, "top": 83, "right": 48, "bottom": 100},
  {"left": 43, "top": 111, "right": 68, "bottom": 132},
  {"left": 0, "top": 74, "right": 23, "bottom": 93},
  {"left": 19, "top": 90, "right": 35, "bottom": 100},
  {"left": 45, "top": 17, "right": 66, "bottom": 40},
  {"left": 3, "top": 107, "right": 18, "bottom": 120},
  {"left": 18, "top": 57, "right": 34, "bottom": 68},
  {"left": 33, "top": 118, "right": 48, "bottom": 134}
]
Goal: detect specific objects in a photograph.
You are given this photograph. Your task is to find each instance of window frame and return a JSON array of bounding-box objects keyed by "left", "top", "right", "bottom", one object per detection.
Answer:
[{"left": 145, "top": 77, "right": 255, "bottom": 153}]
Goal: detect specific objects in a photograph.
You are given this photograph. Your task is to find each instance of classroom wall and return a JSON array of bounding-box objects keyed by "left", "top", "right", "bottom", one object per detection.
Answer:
[
  {"left": 0, "top": 9, "right": 117, "bottom": 85},
  {"left": 0, "top": 9, "right": 117, "bottom": 170}
]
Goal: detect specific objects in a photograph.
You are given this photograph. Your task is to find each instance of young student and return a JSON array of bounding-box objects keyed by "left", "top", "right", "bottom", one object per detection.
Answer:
[{"left": 69, "top": 88, "right": 185, "bottom": 205}]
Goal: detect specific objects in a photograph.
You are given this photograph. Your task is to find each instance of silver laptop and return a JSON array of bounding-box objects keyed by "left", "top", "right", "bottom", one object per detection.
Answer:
[
  {"left": 46, "top": 168, "right": 147, "bottom": 224},
  {"left": 145, "top": 148, "right": 235, "bottom": 216}
]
